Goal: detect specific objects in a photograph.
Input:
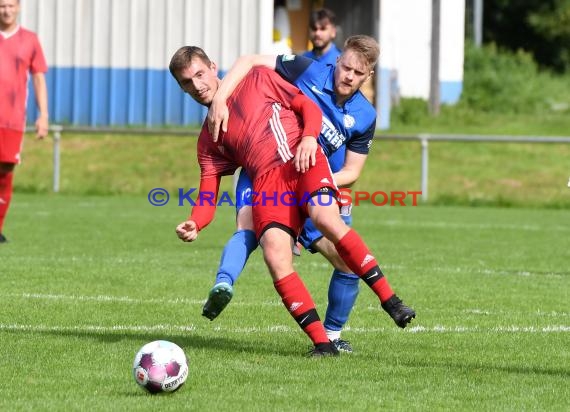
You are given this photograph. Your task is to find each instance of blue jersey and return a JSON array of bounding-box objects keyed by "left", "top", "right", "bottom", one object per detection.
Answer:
[
  {"left": 302, "top": 44, "right": 342, "bottom": 66},
  {"left": 275, "top": 54, "right": 376, "bottom": 173}
]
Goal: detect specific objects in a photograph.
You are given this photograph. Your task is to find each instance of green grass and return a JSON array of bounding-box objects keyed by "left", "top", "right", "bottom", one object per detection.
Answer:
[
  {"left": 15, "top": 131, "right": 570, "bottom": 208},
  {"left": 1, "top": 194, "right": 568, "bottom": 411}
]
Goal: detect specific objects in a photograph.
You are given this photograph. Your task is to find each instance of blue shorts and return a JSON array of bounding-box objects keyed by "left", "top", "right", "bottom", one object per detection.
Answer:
[{"left": 298, "top": 145, "right": 351, "bottom": 252}]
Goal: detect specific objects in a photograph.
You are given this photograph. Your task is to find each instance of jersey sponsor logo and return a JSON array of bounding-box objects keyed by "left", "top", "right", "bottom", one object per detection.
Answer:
[
  {"left": 343, "top": 114, "right": 356, "bottom": 128},
  {"left": 310, "top": 85, "right": 325, "bottom": 96},
  {"left": 321, "top": 116, "right": 346, "bottom": 151},
  {"left": 282, "top": 54, "right": 296, "bottom": 62}
]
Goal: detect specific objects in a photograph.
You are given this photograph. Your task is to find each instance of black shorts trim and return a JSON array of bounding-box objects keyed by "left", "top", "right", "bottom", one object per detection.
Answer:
[
  {"left": 259, "top": 222, "right": 297, "bottom": 241},
  {"left": 309, "top": 186, "right": 339, "bottom": 203}
]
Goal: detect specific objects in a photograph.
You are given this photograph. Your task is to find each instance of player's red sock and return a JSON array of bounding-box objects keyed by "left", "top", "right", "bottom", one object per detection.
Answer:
[
  {"left": 335, "top": 229, "right": 395, "bottom": 303},
  {"left": 0, "top": 172, "right": 14, "bottom": 234},
  {"left": 274, "top": 272, "right": 329, "bottom": 345}
]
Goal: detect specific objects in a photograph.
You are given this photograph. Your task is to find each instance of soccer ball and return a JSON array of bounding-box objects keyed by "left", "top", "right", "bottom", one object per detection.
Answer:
[{"left": 132, "top": 340, "right": 189, "bottom": 394}]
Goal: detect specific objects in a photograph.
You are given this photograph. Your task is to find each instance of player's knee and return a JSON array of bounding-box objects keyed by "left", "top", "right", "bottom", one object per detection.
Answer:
[
  {"left": 310, "top": 207, "right": 349, "bottom": 241},
  {"left": 236, "top": 206, "right": 254, "bottom": 230},
  {"left": 262, "top": 247, "right": 294, "bottom": 280}
]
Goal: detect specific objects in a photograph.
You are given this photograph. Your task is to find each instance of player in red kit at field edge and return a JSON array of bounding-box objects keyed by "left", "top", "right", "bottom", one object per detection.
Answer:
[
  {"left": 169, "top": 46, "right": 413, "bottom": 356},
  {"left": 0, "top": 0, "right": 49, "bottom": 243}
]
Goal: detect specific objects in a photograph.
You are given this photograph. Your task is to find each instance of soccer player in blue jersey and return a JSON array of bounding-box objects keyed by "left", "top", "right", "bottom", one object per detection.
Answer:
[
  {"left": 302, "top": 8, "right": 342, "bottom": 66},
  {"left": 203, "top": 35, "right": 415, "bottom": 352}
]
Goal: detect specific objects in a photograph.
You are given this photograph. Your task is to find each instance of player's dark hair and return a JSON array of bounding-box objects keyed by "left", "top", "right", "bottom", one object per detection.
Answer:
[
  {"left": 308, "top": 8, "right": 336, "bottom": 30},
  {"left": 169, "top": 46, "right": 212, "bottom": 84},
  {"left": 344, "top": 35, "right": 380, "bottom": 68}
]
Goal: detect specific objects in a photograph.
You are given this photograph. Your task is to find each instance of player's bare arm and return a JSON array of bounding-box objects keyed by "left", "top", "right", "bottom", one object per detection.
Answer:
[
  {"left": 333, "top": 150, "right": 368, "bottom": 187},
  {"left": 208, "top": 55, "right": 278, "bottom": 141},
  {"left": 294, "top": 136, "right": 318, "bottom": 173},
  {"left": 32, "top": 72, "right": 49, "bottom": 139}
]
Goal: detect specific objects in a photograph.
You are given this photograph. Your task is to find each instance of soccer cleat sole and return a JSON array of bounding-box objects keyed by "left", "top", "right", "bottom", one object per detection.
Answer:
[{"left": 201, "top": 283, "right": 233, "bottom": 321}]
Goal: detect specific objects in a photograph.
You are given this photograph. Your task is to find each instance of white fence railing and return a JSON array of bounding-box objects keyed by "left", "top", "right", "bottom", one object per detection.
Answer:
[
  {"left": 33, "top": 126, "right": 570, "bottom": 199},
  {"left": 375, "top": 133, "right": 570, "bottom": 201}
]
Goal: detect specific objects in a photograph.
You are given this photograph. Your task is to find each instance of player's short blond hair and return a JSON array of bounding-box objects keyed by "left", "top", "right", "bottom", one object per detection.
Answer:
[{"left": 344, "top": 35, "right": 380, "bottom": 69}]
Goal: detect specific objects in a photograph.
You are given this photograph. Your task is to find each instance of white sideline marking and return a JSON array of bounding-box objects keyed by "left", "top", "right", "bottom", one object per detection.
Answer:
[
  {"left": 403, "top": 325, "right": 570, "bottom": 333},
  {"left": 426, "top": 267, "right": 564, "bottom": 277},
  {"left": 0, "top": 323, "right": 197, "bottom": 333},
  {"left": 463, "top": 308, "right": 569, "bottom": 317},
  {"left": 5, "top": 293, "right": 569, "bottom": 319},
  {"left": 377, "top": 219, "right": 570, "bottom": 232},
  {"left": 15, "top": 292, "right": 205, "bottom": 305},
  {"left": 0, "top": 323, "right": 568, "bottom": 335},
  {"left": 5, "top": 292, "right": 283, "bottom": 307}
]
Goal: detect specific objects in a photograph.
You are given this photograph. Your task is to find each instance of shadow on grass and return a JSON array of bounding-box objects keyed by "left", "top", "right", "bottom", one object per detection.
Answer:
[
  {"left": 2, "top": 326, "right": 303, "bottom": 358},
  {"left": 400, "top": 358, "right": 570, "bottom": 379}
]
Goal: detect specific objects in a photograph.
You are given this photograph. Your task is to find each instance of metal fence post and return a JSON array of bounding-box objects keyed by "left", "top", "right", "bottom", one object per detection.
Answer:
[
  {"left": 420, "top": 135, "right": 429, "bottom": 202},
  {"left": 52, "top": 125, "right": 62, "bottom": 193}
]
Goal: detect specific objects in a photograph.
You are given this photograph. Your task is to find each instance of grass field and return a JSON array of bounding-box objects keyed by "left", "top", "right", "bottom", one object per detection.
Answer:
[{"left": 1, "top": 194, "right": 568, "bottom": 411}]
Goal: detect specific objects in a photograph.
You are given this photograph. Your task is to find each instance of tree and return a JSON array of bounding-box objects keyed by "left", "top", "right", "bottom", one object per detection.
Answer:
[{"left": 483, "top": 0, "right": 570, "bottom": 72}]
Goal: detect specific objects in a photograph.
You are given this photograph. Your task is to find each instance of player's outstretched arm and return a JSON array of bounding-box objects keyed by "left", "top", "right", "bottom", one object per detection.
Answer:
[
  {"left": 290, "top": 93, "right": 322, "bottom": 172},
  {"left": 179, "top": 175, "right": 221, "bottom": 240},
  {"left": 208, "top": 55, "right": 277, "bottom": 141},
  {"left": 32, "top": 72, "right": 49, "bottom": 139}
]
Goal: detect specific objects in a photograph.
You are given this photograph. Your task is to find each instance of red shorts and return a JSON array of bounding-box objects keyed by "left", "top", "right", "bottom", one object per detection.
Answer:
[
  {"left": 252, "top": 148, "right": 338, "bottom": 239},
  {"left": 0, "top": 128, "right": 24, "bottom": 164}
]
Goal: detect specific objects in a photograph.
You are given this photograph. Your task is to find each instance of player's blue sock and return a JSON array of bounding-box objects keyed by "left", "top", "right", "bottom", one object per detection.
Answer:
[
  {"left": 215, "top": 229, "right": 258, "bottom": 286},
  {"left": 324, "top": 269, "right": 360, "bottom": 332}
]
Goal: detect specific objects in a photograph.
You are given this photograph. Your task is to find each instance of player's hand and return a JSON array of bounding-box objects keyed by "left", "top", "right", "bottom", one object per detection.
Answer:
[
  {"left": 294, "top": 136, "right": 318, "bottom": 173},
  {"left": 35, "top": 116, "right": 49, "bottom": 140},
  {"left": 175, "top": 220, "right": 199, "bottom": 242},
  {"left": 207, "top": 96, "right": 229, "bottom": 143}
]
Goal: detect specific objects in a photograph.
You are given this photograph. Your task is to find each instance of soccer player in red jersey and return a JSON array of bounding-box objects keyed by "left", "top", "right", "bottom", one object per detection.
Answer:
[
  {"left": 169, "top": 46, "right": 406, "bottom": 356},
  {"left": 0, "top": 0, "right": 49, "bottom": 243}
]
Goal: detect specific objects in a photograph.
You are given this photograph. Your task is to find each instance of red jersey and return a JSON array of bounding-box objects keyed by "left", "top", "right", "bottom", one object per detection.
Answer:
[
  {"left": 190, "top": 67, "right": 322, "bottom": 231},
  {"left": 0, "top": 27, "right": 48, "bottom": 132},
  {"left": 197, "top": 67, "right": 321, "bottom": 181}
]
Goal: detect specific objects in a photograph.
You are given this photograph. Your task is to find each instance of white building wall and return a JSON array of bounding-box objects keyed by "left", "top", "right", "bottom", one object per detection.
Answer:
[
  {"left": 20, "top": 0, "right": 465, "bottom": 129},
  {"left": 379, "top": 0, "right": 465, "bottom": 128},
  {"left": 20, "top": 0, "right": 274, "bottom": 126},
  {"left": 440, "top": 0, "right": 465, "bottom": 100}
]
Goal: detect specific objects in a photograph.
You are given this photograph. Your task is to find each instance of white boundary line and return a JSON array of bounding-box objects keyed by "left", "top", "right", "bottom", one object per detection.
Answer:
[
  {"left": 4, "top": 292, "right": 280, "bottom": 307},
  {"left": 4, "top": 293, "right": 569, "bottom": 318},
  {"left": 0, "top": 323, "right": 568, "bottom": 334},
  {"left": 370, "top": 219, "right": 570, "bottom": 232}
]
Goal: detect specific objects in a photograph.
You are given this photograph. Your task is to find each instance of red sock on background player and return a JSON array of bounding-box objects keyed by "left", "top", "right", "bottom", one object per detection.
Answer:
[{"left": 0, "top": 171, "right": 14, "bottom": 235}]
